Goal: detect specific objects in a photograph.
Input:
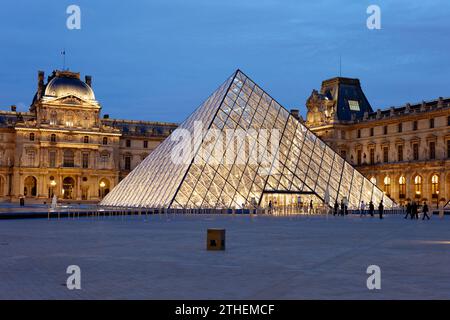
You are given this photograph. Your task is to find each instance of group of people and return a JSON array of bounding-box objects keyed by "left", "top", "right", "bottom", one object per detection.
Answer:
[
  {"left": 404, "top": 201, "right": 430, "bottom": 220},
  {"left": 333, "top": 199, "right": 385, "bottom": 219}
]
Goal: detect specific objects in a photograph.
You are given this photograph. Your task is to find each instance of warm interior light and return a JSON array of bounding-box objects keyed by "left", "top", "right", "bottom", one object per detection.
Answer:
[
  {"left": 50, "top": 180, "right": 56, "bottom": 187},
  {"left": 99, "top": 181, "right": 106, "bottom": 188}
]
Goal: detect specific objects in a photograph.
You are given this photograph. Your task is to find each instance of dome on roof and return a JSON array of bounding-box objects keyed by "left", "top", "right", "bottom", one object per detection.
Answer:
[{"left": 44, "top": 71, "right": 95, "bottom": 100}]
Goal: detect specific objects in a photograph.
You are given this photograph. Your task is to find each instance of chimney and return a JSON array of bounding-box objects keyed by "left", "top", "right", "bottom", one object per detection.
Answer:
[
  {"left": 103, "top": 114, "right": 109, "bottom": 119},
  {"left": 290, "top": 109, "right": 300, "bottom": 120},
  {"left": 85, "top": 75, "right": 92, "bottom": 87},
  {"left": 11, "top": 105, "right": 16, "bottom": 112},
  {"left": 37, "top": 71, "right": 44, "bottom": 98}
]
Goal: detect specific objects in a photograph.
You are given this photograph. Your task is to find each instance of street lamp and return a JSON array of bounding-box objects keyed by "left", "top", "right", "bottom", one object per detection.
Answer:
[
  {"left": 436, "top": 190, "right": 440, "bottom": 209},
  {"left": 99, "top": 181, "right": 106, "bottom": 198}
]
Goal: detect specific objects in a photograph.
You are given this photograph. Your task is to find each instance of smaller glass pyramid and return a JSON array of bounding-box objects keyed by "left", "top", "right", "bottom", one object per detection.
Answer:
[{"left": 101, "top": 70, "right": 394, "bottom": 210}]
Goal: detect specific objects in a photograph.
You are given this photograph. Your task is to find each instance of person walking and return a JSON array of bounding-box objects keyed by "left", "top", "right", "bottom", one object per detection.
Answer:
[
  {"left": 404, "top": 201, "right": 411, "bottom": 219},
  {"left": 378, "top": 200, "right": 384, "bottom": 219},
  {"left": 422, "top": 202, "right": 430, "bottom": 220},
  {"left": 333, "top": 200, "right": 338, "bottom": 216},
  {"left": 411, "top": 201, "right": 418, "bottom": 220},
  {"left": 268, "top": 200, "right": 273, "bottom": 214},
  {"left": 340, "top": 199, "right": 345, "bottom": 216},
  {"left": 369, "top": 201, "right": 374, "bottom": 217},
  {"left": 360, "top": 200, "right": 366, "bottom": 217},
  {"left": 309, "top": 199, "right": 314, "bottom": 215}
]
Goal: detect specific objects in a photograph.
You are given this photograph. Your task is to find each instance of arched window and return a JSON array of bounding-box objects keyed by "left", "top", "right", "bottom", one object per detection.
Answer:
[
  {"left": 399, "top": 176, "right": 406, "bottom": 199},
  {"left": 63, "top": 150, "right": 75, "bottom": 167},
  {"left": 50, "top": 134, "right": 56, "bottom": 142},
  {"left": 29, "top": 133, "right": 35, "bottom": 141},
  {"left": 431, "top": 174, "right": 439, "bottom": 198},
  {"left": 370, "top": 176, "right": 377, "bottom": 185},
  {"left": 83, "top": 136, "right": 89, "bottom": 144},
  {"left": 383, "top": 176, "right": 391, "bottom": 196},
  {"left": 414, "top": 175, "right": 422, "bottom": 198},
  {"left": 102, "top": 137, "right": 108, "bottom": 145}
]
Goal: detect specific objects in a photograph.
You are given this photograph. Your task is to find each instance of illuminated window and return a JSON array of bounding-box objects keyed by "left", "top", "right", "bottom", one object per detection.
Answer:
[
  {"left": 414, "top": 175, "right": 422, "bottom": 198},
  {"left": 431, "top": 174, "right": 439, "bottom": 198},
  {"left": 399, "top": 176, "right": 406, "bottom": 199},
  {"left": 50, "top": 111, "right": 58, "bottom": 126},
  {"left": 348, "top": 100, "right": 360, "bottom": 111},
  {"left": 383, "top": 176, "right": 391, "bottom": 196}
]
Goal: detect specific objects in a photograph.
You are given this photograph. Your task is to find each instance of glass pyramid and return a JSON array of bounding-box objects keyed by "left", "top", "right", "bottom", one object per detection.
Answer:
[{"left": 101, "top": 70, "right": 394, "bottom": 210}]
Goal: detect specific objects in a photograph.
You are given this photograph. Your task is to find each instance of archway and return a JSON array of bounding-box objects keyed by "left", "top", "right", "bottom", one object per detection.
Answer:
[
  {"left": 62, "top": 177, "right": 76, "bottom": 199},
  {"left": 98, "top": 178, "right": 110, "bottom": 199},
  {"left": 24, "top": 176, "right": 37, "bottom": 197}
]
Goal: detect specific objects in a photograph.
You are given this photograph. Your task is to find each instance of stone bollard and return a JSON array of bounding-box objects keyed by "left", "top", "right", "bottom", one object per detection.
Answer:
[{"left": 207, "top": 229, "right": 225, "bottom": 251}]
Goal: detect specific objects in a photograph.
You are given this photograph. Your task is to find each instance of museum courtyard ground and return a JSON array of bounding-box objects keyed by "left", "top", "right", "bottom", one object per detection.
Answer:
[{"left": 0, "top": 213, "right": 449, "bottom": 299}]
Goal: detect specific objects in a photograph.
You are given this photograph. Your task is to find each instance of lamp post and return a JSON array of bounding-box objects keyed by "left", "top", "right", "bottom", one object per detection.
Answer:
[
  {"left": 436, "top": 190, "right": 440, "bottom": 209},
  {"left": 99, "top": 181, "right": 106, "bottom": 199}
]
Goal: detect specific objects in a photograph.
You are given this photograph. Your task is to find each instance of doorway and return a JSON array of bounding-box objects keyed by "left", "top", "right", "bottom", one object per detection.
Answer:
[{"left": 62, "top": 177, "right": 75, "bottom": 199}]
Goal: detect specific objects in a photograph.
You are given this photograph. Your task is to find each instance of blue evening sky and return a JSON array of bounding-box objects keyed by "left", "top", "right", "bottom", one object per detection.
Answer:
[{"left": 1, "top": 0, "right": 449, "bottom": 123}]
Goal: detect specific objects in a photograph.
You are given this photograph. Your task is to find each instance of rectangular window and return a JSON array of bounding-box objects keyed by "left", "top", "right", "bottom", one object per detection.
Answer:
[
  {"left": 82, "top": 153, "right": 89, "bottom": 168},
  {"left": 370, "top": 148, "right": 375, "bottom": 165},
  {"left": 357, "top": 150, "right": 362, "bottom": 165},
  {"left": 398, "top": 123, "right": 403, "bottom": 133},
  {"left": 357, "top": 130, "right": 361, "bottom": 139},
  {"left": 383, "top": 146, "right": 389, "bottom": 163},
  {"left": 430, "top": 118, "right": 434, "bottom": 129},
  {"left": 126, "top": 140, "right": 131, "bottom": 148},
  {"left": 49, "top": 151, "right": 56, "bottom": 168},
  {"left": 143, "top": 140, "right": 148, "bottom": 148},
  {"left": 370, "top": 128, "right": 374, "bottom": 136},
  {"left": 413, "top": 120, "right": 418, "bottom": 131},
  {"left": 27, "top": 151, "right": 35, "bottom": 166},
  {"left": 429, "top": 141, "right": 435, "bottom": 160},
  {"left": 383, "top": 126, "right": 388, "bottom": 135},
  {"left": 448, "top": 140, "right": 450, "bottom": 158},
  {"left": 398, "top": 145, "right": 403, "bottom": 162},
  {"left": 348, "top": 100, "right": 360, "bottom": 111},
  {"left": 341, "top": 130, "right": 346, "bottom": 139},
  {"left": 125, "top": 156, "right": 131, "bottom": 170},
  {"left": 413, "top": 143, "right": 419, "bottom": 160}
]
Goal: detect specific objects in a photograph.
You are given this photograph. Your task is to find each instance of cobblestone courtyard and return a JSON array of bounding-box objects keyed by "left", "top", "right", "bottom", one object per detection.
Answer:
[{"left": 0, "top": 214, "right": 449, "bottom": 299}]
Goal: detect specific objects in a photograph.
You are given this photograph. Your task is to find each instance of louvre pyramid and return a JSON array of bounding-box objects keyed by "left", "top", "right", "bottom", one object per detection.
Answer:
[{"left": 101, "top": 70, "right": 394, "bottom": 209}]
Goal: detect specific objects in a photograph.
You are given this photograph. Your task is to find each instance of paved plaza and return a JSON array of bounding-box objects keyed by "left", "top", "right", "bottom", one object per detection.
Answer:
[{"left": 0, "top": 213, "right": 449, "bottom": 299}]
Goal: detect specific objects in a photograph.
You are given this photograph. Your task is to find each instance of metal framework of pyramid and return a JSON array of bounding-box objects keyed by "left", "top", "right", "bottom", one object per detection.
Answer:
[{"left": 101, "top": 70, "right": 394, "bottom": 209}]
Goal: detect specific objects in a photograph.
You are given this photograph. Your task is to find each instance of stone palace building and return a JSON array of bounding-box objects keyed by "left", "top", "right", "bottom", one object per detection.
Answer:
[
  {"left": 1, "top": 69, "right": 449, "bottom": 207},
  {"left": 0, "top": 70, "right": 177, "bottom": 202},
  {"left": 304, "top": 77, "right": 450, "bottom": 207}
]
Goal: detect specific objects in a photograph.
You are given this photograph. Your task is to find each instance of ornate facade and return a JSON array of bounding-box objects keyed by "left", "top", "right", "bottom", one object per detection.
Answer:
[
  {"left": 305, "top": 77, "right": 450, "bottom": 207},
  {"left": 0, "top": 70, "right": 177, "bottom": 203}
]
